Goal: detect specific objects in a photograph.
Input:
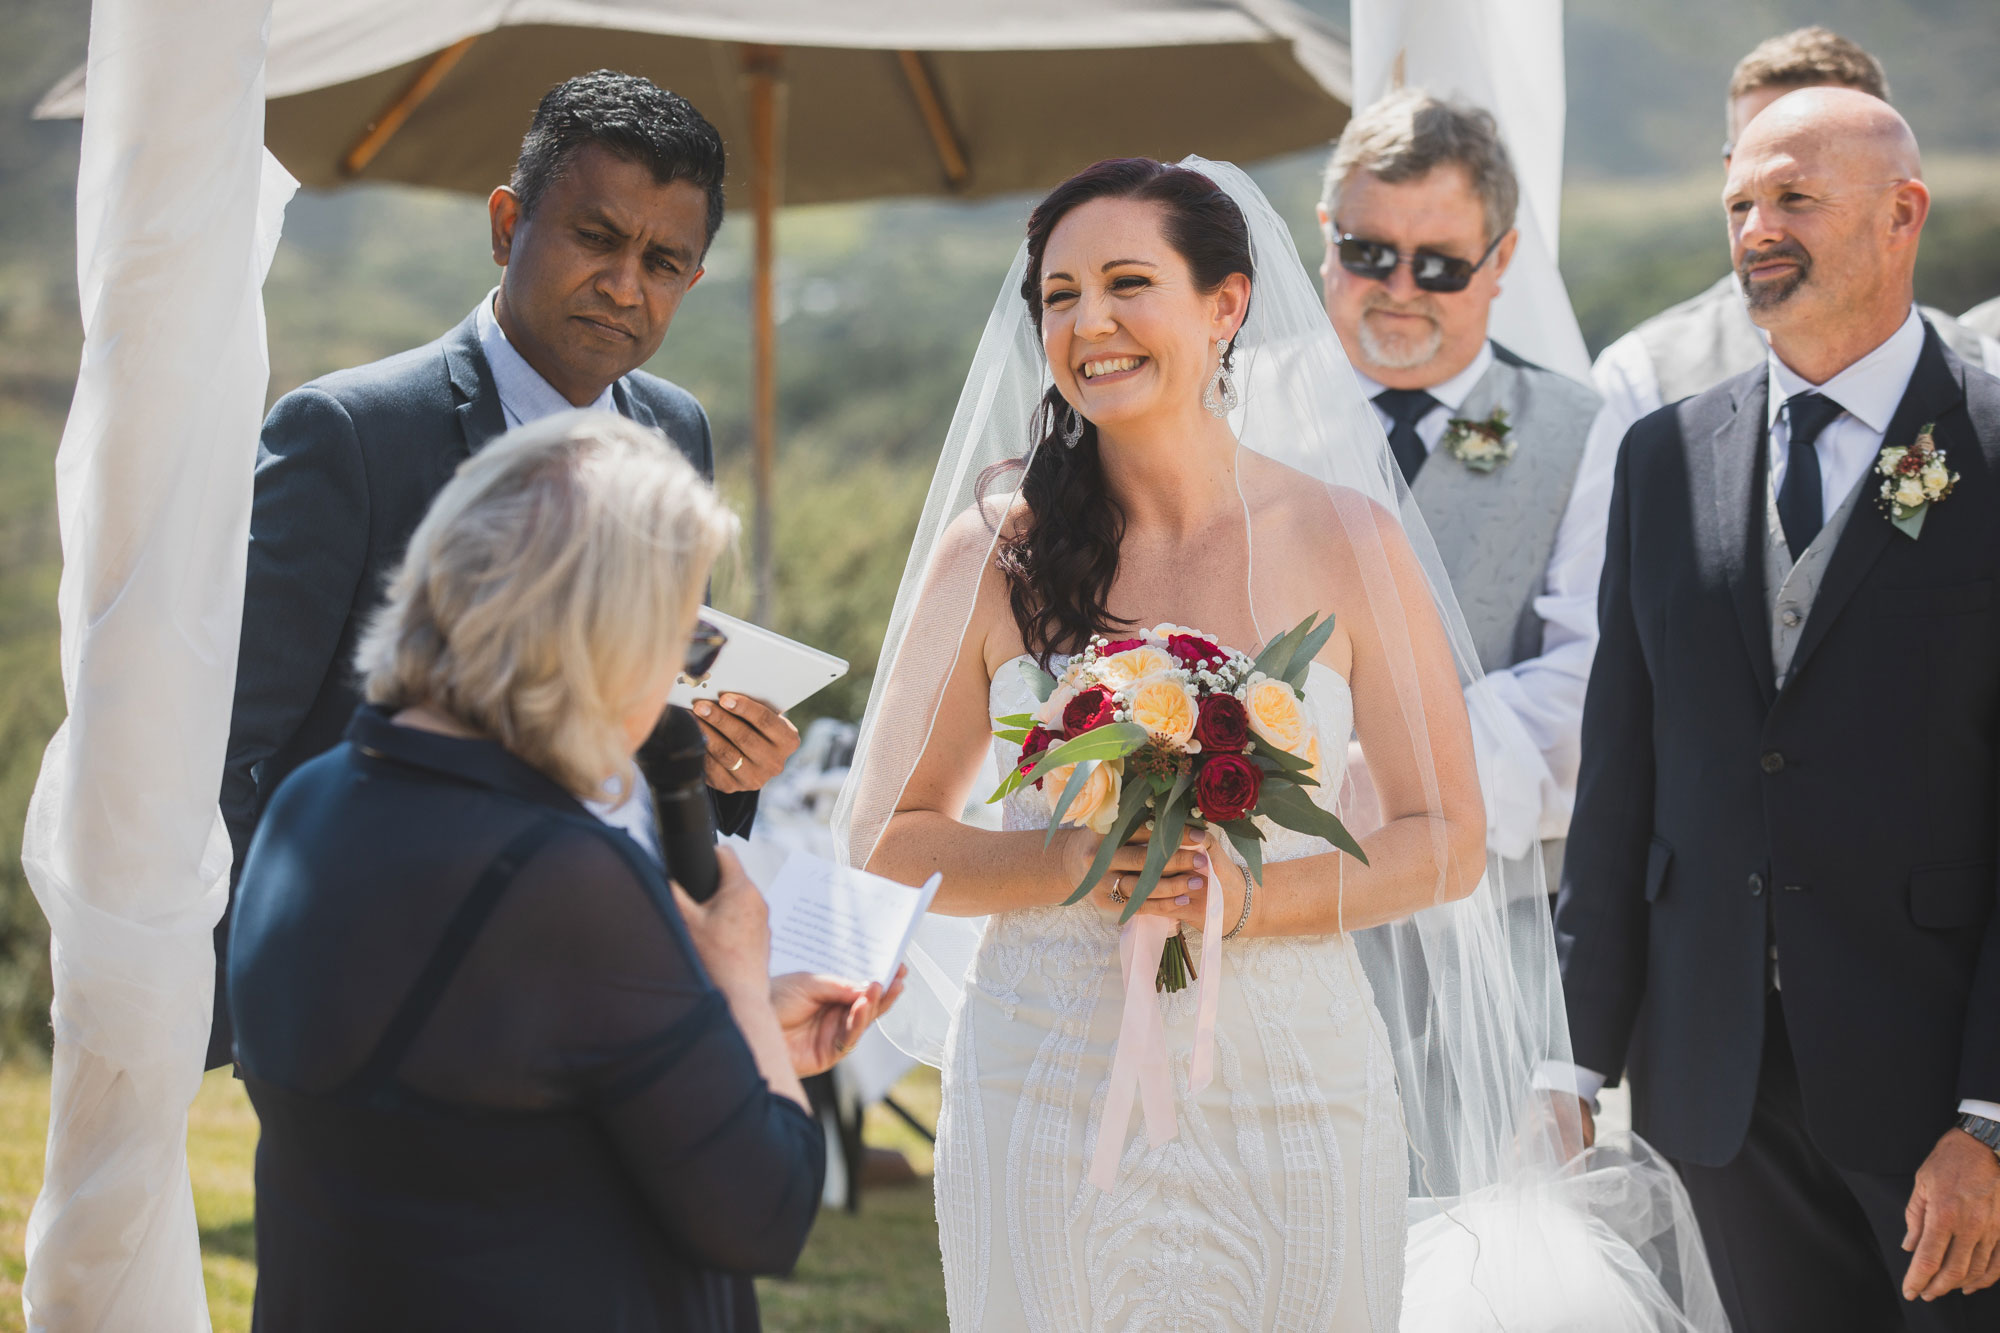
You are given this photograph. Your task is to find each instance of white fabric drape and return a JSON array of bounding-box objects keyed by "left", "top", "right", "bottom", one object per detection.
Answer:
[
  {"left": 21, "top": 0, "right": 292, "bottom": 1325},
  {"left": 1351, "top": 0, "right": 1591, "bottom": 382}
]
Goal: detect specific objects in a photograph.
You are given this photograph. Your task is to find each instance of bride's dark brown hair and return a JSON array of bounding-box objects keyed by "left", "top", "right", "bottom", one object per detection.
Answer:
[{"left": 980, "top": 159, "right": 1253, "bottom": 666}]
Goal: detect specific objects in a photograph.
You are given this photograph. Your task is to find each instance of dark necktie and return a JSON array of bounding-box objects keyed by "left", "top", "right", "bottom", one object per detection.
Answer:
[
  {"left": 1374, "top": 388, "right": 1440, "bottom": 484},
  {"left": 1776, "top": 391, "right": 1844, "bottom": 560}
]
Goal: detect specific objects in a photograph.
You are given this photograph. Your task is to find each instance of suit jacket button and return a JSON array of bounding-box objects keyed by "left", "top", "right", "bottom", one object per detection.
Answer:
[
  {"left": 1783, "top": 883, "right": 1805, "bottom": 893},
  {"left": 1748, "top": 873, "right": 1765, "bottom": 896},
  {"left": 1780, "top": 609, "right": 1802, "bottom": 627},
  {"left": 1761, "top": 751, "right": 1786, "bottom": 773}
]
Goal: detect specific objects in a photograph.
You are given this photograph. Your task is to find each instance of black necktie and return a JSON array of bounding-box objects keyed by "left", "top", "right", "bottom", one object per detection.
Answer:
[
  {"left": 1374, "top": 388, "right": 1440, "bottom": 484},
  {"left": 1777, "top": 391, "right": 1843, "bottom": 560}
]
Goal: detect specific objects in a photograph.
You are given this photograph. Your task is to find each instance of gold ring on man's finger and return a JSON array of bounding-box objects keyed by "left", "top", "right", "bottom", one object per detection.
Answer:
[{"left": 729, "top": 755, "right": 745, "bottom": 772}]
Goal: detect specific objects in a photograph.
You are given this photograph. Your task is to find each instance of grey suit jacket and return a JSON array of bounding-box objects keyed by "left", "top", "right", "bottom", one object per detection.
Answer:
[{"left": 213, "top": 311, "right": 734, "bottom": 1065}]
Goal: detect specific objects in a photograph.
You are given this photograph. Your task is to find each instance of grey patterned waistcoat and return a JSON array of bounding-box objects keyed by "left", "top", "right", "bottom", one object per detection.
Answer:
[
  {"left": 1410, "top": 344, "right": 1602, "bottom": 675},
  {"left": 1408, "top": 344, "right": 1602, "bottom": 892},
  {"left": 1637, "top": 275, "right": 1985, "bottom": 406}
]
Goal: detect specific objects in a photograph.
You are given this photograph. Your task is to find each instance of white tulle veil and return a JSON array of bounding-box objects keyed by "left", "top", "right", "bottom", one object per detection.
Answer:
[{"left": 832, "top": 157, "right": 1724, "bottom": 1330}]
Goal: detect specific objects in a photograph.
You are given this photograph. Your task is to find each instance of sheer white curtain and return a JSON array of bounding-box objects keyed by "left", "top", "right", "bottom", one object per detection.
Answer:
[
  {"left": 1350, "top": 0, "right": 1591, "bottom": 382},
  {"left": 21, "top": 0, "right": 293, "bottom": 1325}
]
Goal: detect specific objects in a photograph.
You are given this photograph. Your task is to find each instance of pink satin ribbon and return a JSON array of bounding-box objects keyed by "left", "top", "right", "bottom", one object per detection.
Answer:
[{"left": 1086, "top": 877, "right": 1227, "bottom": 1192}]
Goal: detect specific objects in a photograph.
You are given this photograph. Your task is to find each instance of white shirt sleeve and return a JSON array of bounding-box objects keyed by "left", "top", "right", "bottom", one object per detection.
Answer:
[
  {"left": 1531, "top": 1060, "right": 1608, "bottom": 1110},
  {"left": 1462, "top": 387, "right": 1628, "bottom": 860},
  {"left": 1964, "top": 1099, "right": 2000, "bottom": 1122}
]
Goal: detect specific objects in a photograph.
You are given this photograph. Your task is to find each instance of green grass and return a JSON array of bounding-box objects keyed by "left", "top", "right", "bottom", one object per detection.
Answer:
[{"left": 0, "top": 1063, "right": 947, "bottom": 1332}]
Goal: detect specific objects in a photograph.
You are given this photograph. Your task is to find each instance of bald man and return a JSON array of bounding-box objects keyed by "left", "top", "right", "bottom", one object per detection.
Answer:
[
  {"left": 1589, "top": 27, "right": 2000, "bottom": 456},
  {"left": 1553, "top": 89, "right": 2000, "bottom": 1329}
]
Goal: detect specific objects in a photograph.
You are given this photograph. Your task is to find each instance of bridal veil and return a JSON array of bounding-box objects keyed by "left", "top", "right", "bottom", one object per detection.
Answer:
[{"left": 833, "top": 157, "right": 1725, "bottom": 1331}]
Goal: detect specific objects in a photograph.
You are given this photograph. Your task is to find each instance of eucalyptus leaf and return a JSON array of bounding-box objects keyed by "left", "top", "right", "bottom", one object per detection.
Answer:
[
  {"left": 1250, "top": 614, "right": 1314, "bottom": 682},
  {"left": 1022, "top": 723, "right": 1149, "bottom": 783},
  {"left": 1892, "top": 505, "right": 1927, "bottom": 540},
  {"left": 1122, "top": 772, "right": 1193, "bottom": 923},
  {"left": 1019, "top": 658, "right": 1060, "bottom": 704},
  {"left": 1062, "top": 779, "right": 1154, "bottom": 905},
  {"left": 1223, "top": 820, "right": 1265, "bottom": 885},
  {"left": 993, "top": 712, "right": 1038, "bottom": 731},
  {"left": 1282, "top": 614, "right": 1339, "bottom": 688},
  {"left": 1259, "top": 783, "right": 1369, "bottom": 864},
  {"left": 1253, "top": 744, "right": 1317, "bottom": 782}
]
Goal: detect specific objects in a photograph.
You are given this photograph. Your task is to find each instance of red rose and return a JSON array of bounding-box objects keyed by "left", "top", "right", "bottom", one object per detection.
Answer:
[
  {"left": 1063, "top": 685, "right": 1118, "bottom": 737},
  {"left": 1100, "top": 638, "right": 1146, "bottom": 655},
  {"left": 1194, "top": 752, "right": 1262, "bottom": 823},
  {"left": 1168, "top": 633, "right": 1226, "bottom": 670},
  {"left": 1019, "top": 724, "right": 1057, "bottom": 785},
  {"left": 1194, "top": 694, "right": 1250, "bottom": 752}
]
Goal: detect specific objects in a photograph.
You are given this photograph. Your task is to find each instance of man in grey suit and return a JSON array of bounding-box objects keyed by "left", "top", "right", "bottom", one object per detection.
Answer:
[
  {"left": 214, "top": 72, "right": 799, "bottom": 1066},
  {"left": 1593, "top": 28, "right": 1999, "bottom": 453},
  {"left": 1318, "top": 89, "right": 1604, "bottom": 888}
]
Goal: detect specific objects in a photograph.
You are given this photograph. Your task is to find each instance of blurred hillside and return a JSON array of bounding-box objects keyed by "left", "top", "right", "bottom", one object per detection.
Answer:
[{"left": 3, "top": 0, "right": 2000, "bottom": 1057}]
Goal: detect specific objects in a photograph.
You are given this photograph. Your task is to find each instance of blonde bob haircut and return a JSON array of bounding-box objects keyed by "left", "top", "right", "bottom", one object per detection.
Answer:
[{"left": 357, "top": 410, "right": 737, "bottom": 800}]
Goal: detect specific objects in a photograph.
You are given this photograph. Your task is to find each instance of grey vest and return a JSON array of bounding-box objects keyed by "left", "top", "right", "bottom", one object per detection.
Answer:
[
  {"left": 1637, "top": 275, "right": 1986, "bottom": 406},
  {"left": 1408, "top": 344, "right": 1601, "bottom": 894},
  {"left": 1410, "top": 344, "right": 1602, "bottom": 676}
]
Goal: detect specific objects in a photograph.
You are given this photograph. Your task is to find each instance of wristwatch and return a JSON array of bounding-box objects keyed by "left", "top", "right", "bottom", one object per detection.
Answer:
[{"left": 1958, "top": 1112, "right": 2000, "bottom": 1160}]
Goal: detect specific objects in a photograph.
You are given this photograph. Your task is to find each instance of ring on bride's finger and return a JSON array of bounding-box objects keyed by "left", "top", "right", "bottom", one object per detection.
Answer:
[{"left": 1108, "top": 876, "right": 1128, "bottom": 904}]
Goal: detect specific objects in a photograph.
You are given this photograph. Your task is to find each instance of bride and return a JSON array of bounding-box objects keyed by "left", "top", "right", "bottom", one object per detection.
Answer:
[{"left": 835, "top": 158, "right": 1724, "bottom": 1332}]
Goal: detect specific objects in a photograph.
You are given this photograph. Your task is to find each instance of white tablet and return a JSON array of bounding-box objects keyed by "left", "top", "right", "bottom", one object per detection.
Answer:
[{"left": 668, "top": 607, "right": 849, "bottom": 714}]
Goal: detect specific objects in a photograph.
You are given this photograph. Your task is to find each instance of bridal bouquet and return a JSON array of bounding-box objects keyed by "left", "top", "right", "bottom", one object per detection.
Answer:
[{"left": 990, "top": 614, "right": 1367, "bottom": 990}]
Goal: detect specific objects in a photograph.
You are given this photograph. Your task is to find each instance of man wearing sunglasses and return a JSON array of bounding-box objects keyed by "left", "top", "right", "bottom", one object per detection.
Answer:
[
  {"left": 1318, "top": 88, "right": 1607, "bottom": 896},
  {"left": 1590, "top": 28, "right": 1998, "bottom": 463}
]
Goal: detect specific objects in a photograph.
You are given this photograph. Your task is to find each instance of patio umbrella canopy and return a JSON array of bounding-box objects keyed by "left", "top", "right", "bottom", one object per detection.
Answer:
[{"left": 40, "top": 0, "right": 1352, "bottom": 616}]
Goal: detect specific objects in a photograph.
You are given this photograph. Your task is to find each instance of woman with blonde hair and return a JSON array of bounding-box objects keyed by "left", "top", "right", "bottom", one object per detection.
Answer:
[{"left": 229, "top": 411, "right": 897, "bottom": 1332}]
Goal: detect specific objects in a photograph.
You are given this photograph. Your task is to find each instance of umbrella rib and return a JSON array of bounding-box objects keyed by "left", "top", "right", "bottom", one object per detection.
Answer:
[
  {"left": 341, "top": 35, "right": 481, "bottom": 178},
  {"left": 895, "top": 51, "right": 969, "bottom": 190}
]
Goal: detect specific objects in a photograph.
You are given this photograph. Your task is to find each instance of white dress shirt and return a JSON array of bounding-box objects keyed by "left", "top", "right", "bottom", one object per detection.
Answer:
[
  {"left": 475, "top": 290, "right": 659, "bottom": 855},
  {"left": 1543, "top": 307, "right": 2000, "bottom": 1124},
  {"left": 1357, "top": 342, "right": 1611, "bottom": 858}
]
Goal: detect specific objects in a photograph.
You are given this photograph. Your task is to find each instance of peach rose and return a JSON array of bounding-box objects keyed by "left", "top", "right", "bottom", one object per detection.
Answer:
[
  {"left": 1245, "top": 677, "right": 1311, "bottom": 756},
  {"left": 1129, "top": 674, "right": 1199, "bottom": 747},
  {"left": 1096, "top": 644, "right": 1177, "bottom": 690},
  {"left": 1046, "top": 758, "right": 1123, "bottom": 833}
]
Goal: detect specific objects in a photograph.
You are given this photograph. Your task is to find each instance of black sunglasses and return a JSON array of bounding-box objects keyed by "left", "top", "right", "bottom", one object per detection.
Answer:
[
  {"left": 681, "top": 617, "right": 728, "bottom": 684},
  {"left": 1335, "top": 231, "right": 1505, "bottom": 293}
]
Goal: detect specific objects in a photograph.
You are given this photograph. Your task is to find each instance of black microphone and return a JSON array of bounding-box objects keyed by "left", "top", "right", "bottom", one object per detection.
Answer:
[{"left": 637, "top": 705, "right": 721, "bottom": 902}]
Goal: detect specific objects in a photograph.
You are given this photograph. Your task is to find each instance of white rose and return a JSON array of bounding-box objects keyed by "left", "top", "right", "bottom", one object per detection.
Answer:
[
  {"left": 1877, "top": 446, "right": 1908, "bottom": 477},
  {"left": 1921, "top": 461, "right": 1951, "bottom": 496},
  {"left": 1894, "top": 479, "right": 1927, "bottom": 510}
]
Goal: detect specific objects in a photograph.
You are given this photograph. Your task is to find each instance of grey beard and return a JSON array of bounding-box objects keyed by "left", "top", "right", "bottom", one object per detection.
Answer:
[
  {"left": 1357, "top": 312, "right": 1444, "bottom": 371},
  {"left": 1741, "top": 254, "right": 1812, "bottom": 310}
]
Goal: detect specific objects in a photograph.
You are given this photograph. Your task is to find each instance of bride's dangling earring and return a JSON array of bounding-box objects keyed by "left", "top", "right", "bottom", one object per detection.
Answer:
[
  {"left": 1202, "top": 337, "right": 1239, "bottom": 418},
  {"left": 1061, "top": 403, "right": 1086, "bottom": 448}
]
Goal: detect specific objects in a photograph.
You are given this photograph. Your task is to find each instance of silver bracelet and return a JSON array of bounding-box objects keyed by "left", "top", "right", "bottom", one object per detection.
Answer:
[{"left": 1223, "top": 869, "right": 1254, "bottom": 940}]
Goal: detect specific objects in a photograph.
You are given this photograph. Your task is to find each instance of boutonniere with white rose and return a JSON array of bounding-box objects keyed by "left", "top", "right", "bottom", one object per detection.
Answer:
[
  {"left": 1875, "top": 423, "right": 1958, "bottom": 539},
  {"left": 1441, "top": 407, "right": 1515, "bottom": 473}
]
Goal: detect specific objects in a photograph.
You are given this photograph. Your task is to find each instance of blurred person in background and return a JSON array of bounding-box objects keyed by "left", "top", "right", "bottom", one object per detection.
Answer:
[
  {"left": 213, "top": 70, "right": 801, "bottom": 1068},
  {"left": 1590, "top": 26, "right": 2000, "bottom": 450},
  {"left": 1555, "top": 89, "right": 2000, "bottom": 1330},
  {"left": 229, "top": 413, "right": 898, "bottom": 1333},
  {"left": 1965, "top": 296, "right": 2000, "bottom": 340},
  {"left": 1319, "top": 89, "right": 1603, "bottom": 895}
]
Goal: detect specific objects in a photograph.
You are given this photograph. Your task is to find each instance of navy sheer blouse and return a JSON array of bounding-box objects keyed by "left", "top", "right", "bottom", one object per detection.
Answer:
[{"left": 229, "top": 707, "right": 823, "bottom": 1332}]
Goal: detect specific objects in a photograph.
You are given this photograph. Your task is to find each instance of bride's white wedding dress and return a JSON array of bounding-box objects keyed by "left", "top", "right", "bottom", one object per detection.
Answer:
[{"left": 932, "top": 654, "right": 1406, "bottom": 1332}]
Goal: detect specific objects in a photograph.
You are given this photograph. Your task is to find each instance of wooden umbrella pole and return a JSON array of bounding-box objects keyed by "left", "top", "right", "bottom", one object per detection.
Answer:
[
  {"left": 743, "top": 45, "right": 783, "bottom": 624},
  {"left": 341, "top": 35, "right": 480, "bottom": 178}
]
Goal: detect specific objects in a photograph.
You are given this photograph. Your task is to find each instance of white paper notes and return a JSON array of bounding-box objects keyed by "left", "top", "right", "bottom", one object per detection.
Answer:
[{"left": 759, "top": 852, "right": 940, "bottom": 989}]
